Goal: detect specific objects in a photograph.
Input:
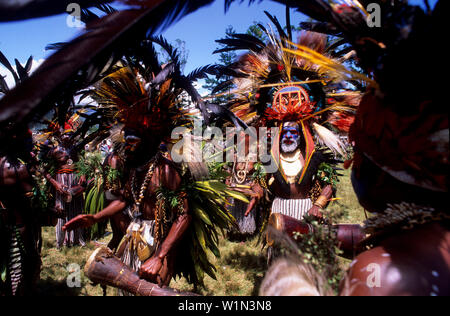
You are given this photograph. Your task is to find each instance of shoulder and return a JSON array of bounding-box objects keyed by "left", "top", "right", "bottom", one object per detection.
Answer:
[
  {"left": 340, "top": 246, "right": 394, "bottom": 296},
  {"left": 2, "top": 158, "right": 31, "bottom": 178},
  {"left": 341, "top": 225, "right": 450, "bottom": 296},
  {"left": 155, "top": 156, "right": 182, "bottom": 190}
]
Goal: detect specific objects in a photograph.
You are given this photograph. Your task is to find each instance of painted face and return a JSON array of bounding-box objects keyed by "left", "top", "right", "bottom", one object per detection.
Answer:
[
  {"left": 124, "top": 129, "right": 159, "bottom": 167},
  {"left": 124, "top": 130, "right": 144, "bottom": 163},
  {"left": 280, "top": 124, "right": 301, "bottom": 153},
  {"left": 53, "top": 147, "right": 69, "bottom": 164},
  {"left": 125, "top": 134, "right": 142, "bottom": 153}
]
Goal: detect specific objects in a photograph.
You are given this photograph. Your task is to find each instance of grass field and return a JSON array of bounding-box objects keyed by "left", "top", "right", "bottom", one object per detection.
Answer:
[{"left": 37, "top": 167, "right": 366, "bottom": 296}]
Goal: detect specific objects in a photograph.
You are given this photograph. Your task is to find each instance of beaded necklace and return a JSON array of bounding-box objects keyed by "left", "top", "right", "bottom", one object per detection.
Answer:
[{"left": 130, "top": 156, "right": 157, "bottom": 218}]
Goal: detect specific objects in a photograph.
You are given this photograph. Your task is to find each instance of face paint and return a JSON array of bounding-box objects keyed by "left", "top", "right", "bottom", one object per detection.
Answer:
[
  {"left": 280, "top": 125, "right": 301, "bottom": 153},
  {"left": 53, "top": 147, "right": 69, "bottom": 163},
  {"left": 125, "top": 135, "right": 142, "bottom": 152},
  {"left": 123, "top": 128, "right": 143, "bottom": 155}
]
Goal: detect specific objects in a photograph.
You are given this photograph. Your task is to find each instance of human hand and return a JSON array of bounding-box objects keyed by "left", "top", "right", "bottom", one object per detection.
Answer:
[
  {"left": 54, "top": 205, "right": 65, "bottom": 218},
  {"left": 307, "top": 205, "right": 323, "bottom": 219},
  {"left": 139, "top": 256, "right": 163, "bottom": 285},
  {"left": 62, "top": 214, "right": 95, "bottom": 231},
  {"left": 244, "top": 182, "right": 264, "bottom": 217},
  {"left": 55, "top": 182, "right": 68, "bottom": 195}
]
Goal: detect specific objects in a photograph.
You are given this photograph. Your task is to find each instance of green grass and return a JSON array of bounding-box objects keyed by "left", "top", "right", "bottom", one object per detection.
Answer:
[
  {"left": 327, "top": 166, "right": 367, "bottom": 224},
  {"left": 37, "top": 167, "right": 365, "bottom": 296}
]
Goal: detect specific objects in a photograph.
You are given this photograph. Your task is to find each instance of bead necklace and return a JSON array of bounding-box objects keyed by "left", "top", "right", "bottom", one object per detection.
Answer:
[{"left": 131, "top": 156, "right": 157, "bottom": 217}]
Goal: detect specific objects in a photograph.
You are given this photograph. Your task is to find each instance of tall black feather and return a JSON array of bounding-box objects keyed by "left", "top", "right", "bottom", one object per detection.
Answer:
[
  {"left": 0, "top": 51, "right": 19, "bottom": 85},
  {"left": 263, "top": 11, "right": 288, "bottom": 40},
  {"left": 0, "top": 0, "right": 215, "bottom": 128}
]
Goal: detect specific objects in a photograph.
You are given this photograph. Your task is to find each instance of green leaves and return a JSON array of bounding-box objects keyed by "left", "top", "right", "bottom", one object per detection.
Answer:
[
  {"left": 194, "top": 180, "right": 249, "bottom": 204},
  {"left": 291, "top": 215, "right": 343, "bottom": 294},
  {"left": 105, "top": 167, "right": 121, "bottom": 187},
  {"left": 75, "top": 151, "right": 104, "bottom": 179},
  {"left": 83, "top": 180, "right": 106, "bottom": 240},
  {"left": 0, "top": 263, "right": 6, "bottom": 283},
  {"left": 192, "top": 203, "right": 212, "bottom": 226},
  {"left": 207, "top": 162, "right": 231, "bottom": 181},
  {"left": 317, "top": 162, "right": 339, "bottom": 187},
  {"left": 157, "top": 177, "right": 249, "bottom": 286},
  {"left": 74, "top": 150, "right": 109, "bottom": 240},
  {"left": 168, "top": 178, "right": 248, "bottom": 286}
]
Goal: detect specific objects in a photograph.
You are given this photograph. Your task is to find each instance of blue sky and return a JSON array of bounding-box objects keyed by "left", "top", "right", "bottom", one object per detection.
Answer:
[
  {"left": 0, "top": 0, "right": 438, "bottom": 80},
  {"left": 0, "top": 1, "right": 303, "bottom": 74}
]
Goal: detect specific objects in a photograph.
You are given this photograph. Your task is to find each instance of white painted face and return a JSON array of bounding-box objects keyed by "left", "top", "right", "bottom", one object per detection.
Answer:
[{"left": 280, "top": 122, "right": 301, "bottom": 154}]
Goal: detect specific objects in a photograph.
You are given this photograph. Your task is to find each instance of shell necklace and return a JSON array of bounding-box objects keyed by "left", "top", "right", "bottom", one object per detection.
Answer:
[{"left": 130, "top": 156, "right": 157, "bottom": 218}]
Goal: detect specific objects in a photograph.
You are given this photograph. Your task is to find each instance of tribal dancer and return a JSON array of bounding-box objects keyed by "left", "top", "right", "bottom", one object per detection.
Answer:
[
  {"left": 63, "top": 38, "right": 244, "bottom": 291},
  {"left": 212, "top": 18, "right": 360, "bottom": 247},
  {"left": 35, "top": 118, "right": 89, "bottom": 248},
  {"left": 257, "top": 0, "right": 449, "bottom": 296},
  {"left": 63, "top": 66, "right": 192, "bottom": 287},
  {"left": 45, "top": 145, "right": 86, "bottom": 249},
  {"left": 0, "top": 125, "right": 41, "bottom": 296},
  {"left": 226, "top": 132, "right": 263, "bottom": 240}
]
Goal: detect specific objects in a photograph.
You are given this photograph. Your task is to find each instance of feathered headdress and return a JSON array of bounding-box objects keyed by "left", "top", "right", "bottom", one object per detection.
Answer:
[
  {"left": 91, "top": 65, "right": 191, "bottom": 141},
  {"left": 270, "top": 0, "right": 448, "bottom": 193},
  {"left": 210, "top": 12, "right": 366, "bottom": 172}
]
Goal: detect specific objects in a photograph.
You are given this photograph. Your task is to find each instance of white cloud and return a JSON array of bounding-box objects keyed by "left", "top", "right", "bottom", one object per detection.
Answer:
[{"left": 193, "top": 79, "right": 209, "bottom": 97}]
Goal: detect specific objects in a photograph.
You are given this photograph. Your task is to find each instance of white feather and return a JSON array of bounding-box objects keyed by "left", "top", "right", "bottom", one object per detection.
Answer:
[{"left": 312, "top": 122, "right": 346, "bottom": 157}]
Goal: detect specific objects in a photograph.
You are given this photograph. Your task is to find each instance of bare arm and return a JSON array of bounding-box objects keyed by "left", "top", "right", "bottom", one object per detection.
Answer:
[
  {"left": 244, "top": 181, "right": 265, "bottom": 217},
  {"left": 70, "top": 174, "right": 87, "bottom": 197},
  {"left": 63, "top": 199, "right": 127, "bottom": 231},
  {"left": 341, "top": 223, "right": 450, "bottom": 296},
  {"left": 45, "top": 173, "right": 65, "bottom": 194},
  {"left": 155, "top": 199, "right": 191, "bottom": 260},
  {"left": 308, "top": 184, "right": 333, "bottom": 218},
  {"left": 18, "top": 164, "right": 34, "bottom": 194},
  {"left": 139, "top": 162, "right": 190, "bottom": 282},
  {"left": 94, "top": 199, "right": 127, "bottom": 222}
]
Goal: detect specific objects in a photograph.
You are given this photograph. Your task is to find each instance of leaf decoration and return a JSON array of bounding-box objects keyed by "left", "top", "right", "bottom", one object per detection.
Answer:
[{"left": 166, "top": 178, "right": 251, "bottom": 287}]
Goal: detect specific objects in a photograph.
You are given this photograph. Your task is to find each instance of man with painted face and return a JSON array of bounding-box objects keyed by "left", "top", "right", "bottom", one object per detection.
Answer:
[
  {"left": 245, "top": 86, "right": 336, "bottom": 224},
  {"left": 45, "top": 144, "right": 86, "bottom": 249},
  {"left": 241, "top": 85, "right": 347, "bottom": 265},
  {"left": 270, "top": 121, "right": 333, "bottom": 220}
]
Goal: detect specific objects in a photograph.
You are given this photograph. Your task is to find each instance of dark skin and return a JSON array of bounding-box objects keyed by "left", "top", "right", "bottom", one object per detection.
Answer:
[
  {"left": 245, "top": 124, "right": 333, "bottom": 219},
  {"left": 45, "top": 148, "right": 85, "bottom": 205},
  {"left": 0, "top": 134, "right": 41, "bottom": 295},
  {"left": 340, "top": 155, "right": 450, "bottom": 296},
  {"left": 102, "top": 152, "right": 128, "bottom": 251},
  {"left": 341, "top": 222, "right": 450, "bottom": 296},
  {"left": 0, "top": 158, "right": 35, "bottom": 221},
  {"left": 63, "top": 136, "right": 191, "bottom": 286}
]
